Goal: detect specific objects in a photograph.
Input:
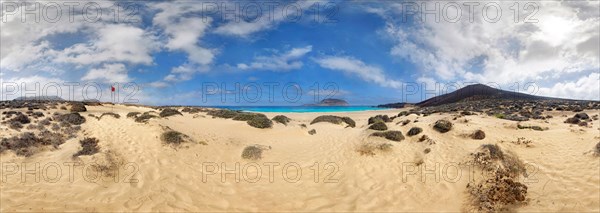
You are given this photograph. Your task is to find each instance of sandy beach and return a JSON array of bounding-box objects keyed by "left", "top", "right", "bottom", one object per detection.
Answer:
[{"left": 1, "top": 103, "right": 598, "bottom": 212}]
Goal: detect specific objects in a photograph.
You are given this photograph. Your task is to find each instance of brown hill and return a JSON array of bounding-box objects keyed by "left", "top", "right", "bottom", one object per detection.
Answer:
[{"left": 415, "top": 84, "right": 559, "bottom": 107}]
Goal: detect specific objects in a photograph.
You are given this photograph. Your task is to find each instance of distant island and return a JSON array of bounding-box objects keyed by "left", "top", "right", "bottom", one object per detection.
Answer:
[
  {"left": 376, "top": 102, "right": 410, "bottom": 108},
  {"left": 13, "top": 96, "right": 64, "bottom": 101},
  {"left": 303, "top": 98, "right": 349, "bottom": 106}
]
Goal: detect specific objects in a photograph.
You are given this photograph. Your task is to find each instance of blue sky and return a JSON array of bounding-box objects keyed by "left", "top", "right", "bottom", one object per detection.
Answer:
[{"left": 1, "top": 1, "right": 599, "bottom": 105}]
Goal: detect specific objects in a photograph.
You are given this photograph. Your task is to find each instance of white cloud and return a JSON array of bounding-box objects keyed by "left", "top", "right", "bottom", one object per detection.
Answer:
[
  {"left": 54, "top": 24, "right": 158, "bottom": 65},
  {"left": 237, "top": 46, "right": 312, "bottom": 71},
  {"left": 315, "top": 56, "right": 403, "bottom": 89},
  {"left": 538, "top": 73, "right": 600, "bottom": 101},
  {"left": 151, "top": 2, "right": 214, "bottom": 65},
  {"left": 81, "top": 63, "right": 130, "bottom": 83},
  {"left": 214, "top": 0, "right": 324, "bottom": 37},
  {"left": 371, "top": 1, "right": 599, "bottom": 99}
]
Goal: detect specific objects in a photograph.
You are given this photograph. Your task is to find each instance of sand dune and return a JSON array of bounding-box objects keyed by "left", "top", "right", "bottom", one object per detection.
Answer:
[{"left": 1, "top": 104, "right": 599, "bottom": 212}]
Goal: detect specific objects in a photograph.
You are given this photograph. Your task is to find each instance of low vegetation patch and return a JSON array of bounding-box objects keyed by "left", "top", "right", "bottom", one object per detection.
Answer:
[
  {"left": 0, "top": 131, "right": 66, "bottom": 157},
  {"left": 181, "top": 107, "right": 205, "bottom": 114},
  {"left": 70, "top": 102, "right": 87, "bottom": 112},
  {"left": 310, "top": 115, "right": 356, "bottom": 128},
  {"left": 159, "top": 108, "right": 183, "bottom": 117},
  {"left": 368, "top": 115, "right": 391, "bottom": 124},
  {"left": 368, "top": 122, "right": 388, "bottom": 131},
  {"left": 161, "top": 131, "right": 185, "bottom": 145},
  {"left": 356, "top": 143, "right": 393, "bottom": 156},
  {"left": 433, "top": 119, "right": 452, "bottom": 133},
  {"left": 99, "top": 112, "right": 121, "bottom": 120},
  {"left": 241, "top": 145, "right": 268, "bottom": 160},
  {"left": 135, "top": 113, "right": 157, "bottom": 123},
  {"left": 73, "top": 137, "right": 100, "bottom": 157},
  {"left": 247, "top": 115, "right": 273, "bottom": 129},
  {"left": 58, "top": 113, "right": 86, "bottom": 125},
  {"left": 466, "top": 144, "right": 528, "bottom": 212},
  {"left": 127, "top": 112, "right": 141, "bottom": 118},
  {"left": 407, "top": 127, "right": 423, "bottom": 136},
  {"left": 232, "top": 113, "right": 263, "bottom": 121},
  {"left": 308, "top": 129, "right": 316, "bottom": 135},
  {"left": 272, "top": 115, "right": 291, "bottom": 125},
  {"left": 371, "top": 130, "right": 405, "bottom": 142},
  {"left": 207, "top": 109, "right": 240, "bottom": 119},
  {"left": 471, "top": 130, "right": 486, "bottom": 140},
  {"left": 517, "top": 124, "right": 545, "bottom": 131}
]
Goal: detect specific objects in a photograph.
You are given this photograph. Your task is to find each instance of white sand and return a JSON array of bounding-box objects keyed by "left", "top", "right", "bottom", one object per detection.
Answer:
[{"left": 1, "top": 105, "right": 599, "bottom": 212}]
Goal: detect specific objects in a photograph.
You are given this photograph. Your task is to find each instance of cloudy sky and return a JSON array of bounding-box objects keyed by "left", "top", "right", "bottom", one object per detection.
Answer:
[{"left": 1, "top": 0, "right": 598, "bottom": 105}]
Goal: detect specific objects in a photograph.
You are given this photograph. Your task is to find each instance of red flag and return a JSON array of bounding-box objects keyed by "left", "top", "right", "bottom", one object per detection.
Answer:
[{"left": 111, "top": 86, "right": 115, "bottom": 92}]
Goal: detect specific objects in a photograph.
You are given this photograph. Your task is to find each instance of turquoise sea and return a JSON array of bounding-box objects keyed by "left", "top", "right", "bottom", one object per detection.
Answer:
[{"left": 214, "top": 106, "right": 387, "bottom": 113}]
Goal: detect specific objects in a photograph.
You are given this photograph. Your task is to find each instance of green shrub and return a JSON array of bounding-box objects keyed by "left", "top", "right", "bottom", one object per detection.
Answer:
[
  {"left": 407, "top": 127, "right": 423, "bottom": 136},
  {"left": 247, "top": 116, "right": 273, "bottom": 129},
  {"left": 433, "top": 119, "right": 452, "bottom": 133},
  {"left": 207, "top": 109, "right": 240, "bottom": 119},
  {"left": 99, "top": 112, "right": 121, "bottom": 120},
  {"left": 159, "top": 108, "right": 183, "bottom": 117},
  {"left": 368, "top": 115, "right": 391, "bottom": 124},
  {"left": 232, "top": 113, "right": 265, "bottom": 121},
  {"left": 471, "top": 130, "right": 486, "bottom": 140},
  {"left": 126, "top": 112, "right": 141, "bottom": 118},
  {"left": 272, "top": 115, "right": 291, "bottom": 125},
  {"left": 161, "top": 131, "right": 184, "bottom": 145},
  {"left": 310, "top": 115, "right": 355, "bottom": 128},
  {"left": 70, "top": 102, "right": 87, "bottom": 112},
  {"left": 135, "top": 113, "right": 157, "bottom": 123},
  {"left": 368, "top": 122, "right": 388, "bottom": 131},
  {"left": 59, "top": 113, "right": 86, "bottom": 125},
  {"left": 371, "top": 130, "right": 405, "bottom": 142}
]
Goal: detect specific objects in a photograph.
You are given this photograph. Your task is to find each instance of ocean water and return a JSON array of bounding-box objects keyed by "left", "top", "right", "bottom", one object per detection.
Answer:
[{"left": 214, "top": 106, "right": 387, "bottom": 113}]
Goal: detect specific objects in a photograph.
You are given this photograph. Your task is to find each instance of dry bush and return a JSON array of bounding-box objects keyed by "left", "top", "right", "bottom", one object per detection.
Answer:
[
  {"left": 371, "top": 130, "right": 405, "bottom": 142},
  {"left": 232, "top": 113, "right": 263, "bottom": 121},
  {"left": 159, "top": 108, "right": 183, "bottom": 117},
  {"left": 272, "top": 115, "right": 291, "bottom": 125},
  {"left": 127, "top": 112, "right": 141, "bottom": 118},
  {"left": 135, "top": 113, "right": 157, "bottom": 123},
  {"left": 433, "top": 119, "right": 453, "bottom": 133},
  {"left": 207, "top": 109, "right": 239, "bottom": 119},
  {"left": 73, "top": 137, "right": 100, "bottom": 157},
  {"left": 161, "top": 131, "right": 185, "bottom": 145},
  {"left": 241, "top": 145, "right": 270, "bottom": 160},
  {"left": 59, "top": 113, "right": 86, "bottom": 125},
  {"left": 471, "top": 130, "right": 486, "bottom": 140},
  {"left": 247, "top": 115, "right": 273, "bottom": 129},
  {"left": 407, "top": 127, "right": 423, "bottom": 136},
  {"left": 356, "top": 143, "right": 393, "bottom": 156},
  {"left": 368, "top": 115, "right": 391, "bottom": 124},
  {"left": 99, "top": 112, "right": 121, "bottom": 120},
  {"left": 310, "top": 115, "right": 355, "bottom": 128},
  {"left": 70, "top": 102, "right": 87, "bottom": 112},
  {"left": 0, "top": 131, "right": 66, "bottom": 157},
  {"left": 465, "top": 144, "right": 528, "bottom": 212},
  {"left": 368, "top": 122, "right": 388, "bottom": 131}
]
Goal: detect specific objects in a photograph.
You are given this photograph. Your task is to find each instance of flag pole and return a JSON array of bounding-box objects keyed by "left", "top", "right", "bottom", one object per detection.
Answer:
[{"left": 111, "top": 85, "right": 115, "bottom": 112}]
